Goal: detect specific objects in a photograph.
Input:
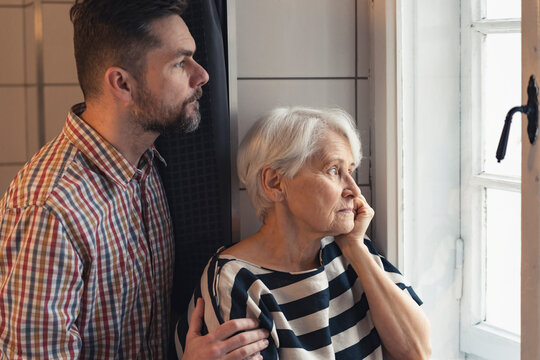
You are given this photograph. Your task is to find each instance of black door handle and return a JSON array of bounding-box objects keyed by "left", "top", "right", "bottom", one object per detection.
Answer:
[{"left": 496, "top": 74, "right": 539, "bottom": 162}]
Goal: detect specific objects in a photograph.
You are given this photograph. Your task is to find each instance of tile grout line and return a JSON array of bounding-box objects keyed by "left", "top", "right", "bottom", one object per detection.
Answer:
[
  {"left": 23, "top": 1, "right": 29, "bottom": 160},
  {"left": 34, "top": 0, "right": 45, "bottom": 147}
]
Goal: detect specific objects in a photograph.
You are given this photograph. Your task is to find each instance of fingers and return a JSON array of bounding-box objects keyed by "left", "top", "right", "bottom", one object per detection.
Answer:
[
  {"left": 354, "top": 194, "right": 373, "bottom": 215},
  {"left": 221, "top": 327, "right": 270, "bottom": 355},
  {"left": 186, "top": 297, "right": 204, "bottom": 339},
  {"left": 211, "top": 318, "right": 261, "bottom": 341},
  {"left": 205, "top": 320, "right": 269, "bottom": 360},
  {"left": 224, "top": 337, "right": 270, "bottom": 360}
]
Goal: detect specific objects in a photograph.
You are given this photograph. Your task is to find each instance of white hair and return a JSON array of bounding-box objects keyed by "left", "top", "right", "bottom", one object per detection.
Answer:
[{"left": 237, "top": 106, "right": 362, "bottom": 221}]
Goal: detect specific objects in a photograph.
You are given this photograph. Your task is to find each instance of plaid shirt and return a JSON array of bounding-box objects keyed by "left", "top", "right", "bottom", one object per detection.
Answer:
[{"left": 0, "top": 103, "right": 174, "bottom": 359}]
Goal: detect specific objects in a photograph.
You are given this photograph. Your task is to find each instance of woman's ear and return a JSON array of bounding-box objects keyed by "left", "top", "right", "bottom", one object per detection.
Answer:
[
  {"left": 104, "top": 66, "right": 134, "bottom": 103},
  {"left": 261, "top": 166, "right": 285, "bottom": 202}
]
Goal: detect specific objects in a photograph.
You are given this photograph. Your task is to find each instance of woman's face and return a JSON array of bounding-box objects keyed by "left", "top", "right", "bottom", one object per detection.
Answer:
[{"left": 281, "top": 130, "right": 361, "bottom": 237}]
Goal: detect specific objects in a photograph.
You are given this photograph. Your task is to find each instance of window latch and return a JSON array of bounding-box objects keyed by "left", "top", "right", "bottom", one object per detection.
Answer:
[{"left": 496, "top": 74, "right": 539, "bottom": 162}]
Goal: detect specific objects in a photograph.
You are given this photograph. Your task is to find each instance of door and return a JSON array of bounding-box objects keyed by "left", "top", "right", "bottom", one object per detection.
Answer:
[{"left": 521, "top": 1, "right": 540, "bottom": 358}]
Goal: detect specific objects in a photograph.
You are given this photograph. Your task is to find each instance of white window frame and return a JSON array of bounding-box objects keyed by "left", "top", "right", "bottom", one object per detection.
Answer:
[{"left": 460, "top": 0, "right": 521, "bottom": 358}]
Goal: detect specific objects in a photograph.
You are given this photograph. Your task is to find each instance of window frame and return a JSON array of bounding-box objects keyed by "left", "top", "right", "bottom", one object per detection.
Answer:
[{"left": 460, "top": 0, "right": 521, "bottom": 358}]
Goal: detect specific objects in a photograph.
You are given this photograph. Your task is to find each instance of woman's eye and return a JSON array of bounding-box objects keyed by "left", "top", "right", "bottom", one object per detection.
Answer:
[{"left": 328, "top": 167, "right": 338, "bottom": 175}]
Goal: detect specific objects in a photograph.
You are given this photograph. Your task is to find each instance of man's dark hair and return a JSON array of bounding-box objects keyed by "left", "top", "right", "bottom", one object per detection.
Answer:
[{"left": 70, "top": 0, "right": 187, "bottom": 100}]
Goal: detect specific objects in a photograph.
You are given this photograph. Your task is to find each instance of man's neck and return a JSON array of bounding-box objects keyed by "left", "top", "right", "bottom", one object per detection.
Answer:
[{"left": 80, "top": 102, "right": 159, "bottom": 166}]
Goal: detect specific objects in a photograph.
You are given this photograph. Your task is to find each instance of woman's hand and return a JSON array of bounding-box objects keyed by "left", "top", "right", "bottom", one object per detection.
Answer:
[
  {"left": 335, "top": 194, "right": 431, "bottom": 360},
  {"left": 336, "top": 193, "right": 375, "bottom": 249}
]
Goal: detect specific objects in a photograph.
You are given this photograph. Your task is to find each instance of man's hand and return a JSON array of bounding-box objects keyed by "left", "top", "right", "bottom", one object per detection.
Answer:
[{"left": 182, "top": 298, "right": 270, "bottom": 360}]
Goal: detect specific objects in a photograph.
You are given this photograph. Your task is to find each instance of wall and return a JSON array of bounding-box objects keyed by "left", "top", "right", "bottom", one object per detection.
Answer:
[
  {"left": 0, "top": 0, "right": 373, "bottom": 246},
  {"left": 233, "top": 0, "right": 373, "bottom": 241},
  {"left": 0, "top": 0, "right": 82, "bottom": 193}
]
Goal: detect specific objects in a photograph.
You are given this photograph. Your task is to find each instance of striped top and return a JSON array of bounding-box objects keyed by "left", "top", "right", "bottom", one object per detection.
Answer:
[
  {"left": 176, "top": 237, "right": 421, "bottom": 359},
  {"left": 0, "top": 103, "right": 174, "bottom": 359}
]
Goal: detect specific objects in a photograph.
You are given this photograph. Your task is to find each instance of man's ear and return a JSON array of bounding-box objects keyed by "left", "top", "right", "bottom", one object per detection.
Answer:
[
  {"left": 261, "top": 166, "right": 285, "bottom": 202},
  {"left": 104, "top": 66, "right": 135, "bottom": 103}
]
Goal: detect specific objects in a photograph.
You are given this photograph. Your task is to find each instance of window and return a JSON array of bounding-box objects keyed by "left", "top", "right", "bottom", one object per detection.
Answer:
[{"left": 460, "top": 0, "right": 521, "bottom": 358}]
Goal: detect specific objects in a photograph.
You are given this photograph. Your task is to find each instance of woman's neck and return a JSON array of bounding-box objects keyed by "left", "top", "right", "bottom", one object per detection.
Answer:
[{"left": 225, "top": 211, "right": 324, "bottom": 272}]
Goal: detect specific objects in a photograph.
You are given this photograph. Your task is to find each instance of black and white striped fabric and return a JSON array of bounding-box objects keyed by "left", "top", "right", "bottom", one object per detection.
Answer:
[{"left": 176, "top": 237, "right": 422, "bottom": 359}]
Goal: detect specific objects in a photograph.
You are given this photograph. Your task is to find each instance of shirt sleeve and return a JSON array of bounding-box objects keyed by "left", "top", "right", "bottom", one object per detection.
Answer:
[
  {"left": 176, "top": 255, "right": 280, "bottom": 360},
  {"left": 363, "top": 237, "right": 423, "bottom": 305},
  {"left": 0, "top": 206, "right": 84, "bottom": 359},
  {"left": 212, "top": 258, "right": 280, "bottom": 360}
]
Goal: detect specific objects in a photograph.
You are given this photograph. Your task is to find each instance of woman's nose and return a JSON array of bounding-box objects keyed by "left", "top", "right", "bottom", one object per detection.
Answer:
[{"left": 342, "top": 173, "right": 361, "bottom": 198}]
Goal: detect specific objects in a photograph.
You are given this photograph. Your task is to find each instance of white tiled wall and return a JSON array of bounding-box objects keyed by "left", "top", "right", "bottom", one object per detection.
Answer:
[
  {"left": 0, "top": 0, "right": 23, "bottom": 5},
  {"left": 356, "top": 0, "right": 370, "bottom": 78},
  {"left": 236, "top": 0, "right": 356, "bottom": 78},
  {"left": 44, "top": 85, "right": 83, "bottom": 141},
  {"left": 0, "top": 87, "right": 27, "bottom": 163},
  {"left": 43, "top": 3, "right": 77, "bottom": 84},
  {"left": 234, "top": 0, "right": 371, "bottom": 239},
  {"left": 0, "top": 3, "right": 26, "bottom": 193},
  {"left": 24, "top": 4, "right": 36, "bottom": 84},
  {"left": 25, "top": 85, "right": 39, "bottom": 155},
  {"left": 0, "top": 8, "right": 24, "bottom": 84},
  {"left": 237, "top": 79, "right": 356, "bottom": 141},
  {"left": 0, "top": 1, "right": 79, "bottom": 194}
]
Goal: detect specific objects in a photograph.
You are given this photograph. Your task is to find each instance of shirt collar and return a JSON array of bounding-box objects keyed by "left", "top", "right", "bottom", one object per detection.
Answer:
[{"left": 63, "top": 103, "right": 166, "bottom": 187}]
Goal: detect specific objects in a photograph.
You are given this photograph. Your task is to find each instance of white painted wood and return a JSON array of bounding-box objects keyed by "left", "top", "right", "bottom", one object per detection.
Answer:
[
  {"left": 227, "top": 0, "right": 240, "bottom": 243},
  {"left": 521, "top": 0, "right": 540, "bottom": 358},
  {"left": 469, "top": 173, "right": 521, "bottom": 192},
  {"left": 462, "top": 323, "right": 520, "bottom": 359},
  {"left": 399, "top": 1, "right": 462, "bottom": 358},
  {"left": 471, "top": 19, "right": 521, "bottom": 34},
  {"left": 460, "top": 0, "right": 521, "bottom": 358},
  {"left": 460, "top": 0, "right": 489, "bottom": 357},
  {"left": 370, "top": 0, "right": 401, "bottom": 266}
]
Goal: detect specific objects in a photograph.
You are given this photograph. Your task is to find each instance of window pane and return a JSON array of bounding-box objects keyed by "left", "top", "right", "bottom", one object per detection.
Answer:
[
  {"left": 486, "top": 0, "right": 521, "bottom": 20},
  {"left": 485, "top": 188, "right": 520, "bottom": 335},
  {"left": 483, "top": 33, "right": 521, "bottom": 178}
]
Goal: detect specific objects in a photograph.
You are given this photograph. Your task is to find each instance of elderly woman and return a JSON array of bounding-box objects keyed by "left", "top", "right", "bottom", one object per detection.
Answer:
[{"left": 177, "top": 107, "right": 431, "bottom": 360}]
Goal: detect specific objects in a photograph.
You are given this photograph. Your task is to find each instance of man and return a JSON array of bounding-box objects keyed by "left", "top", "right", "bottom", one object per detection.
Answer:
[{"left": 0, "top": 0, "right": 268, "bottom": 359}]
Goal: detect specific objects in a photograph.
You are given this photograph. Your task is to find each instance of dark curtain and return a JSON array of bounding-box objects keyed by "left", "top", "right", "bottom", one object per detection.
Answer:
[{"left": 154, "top": 0, "right": 230, "bottom": 355}]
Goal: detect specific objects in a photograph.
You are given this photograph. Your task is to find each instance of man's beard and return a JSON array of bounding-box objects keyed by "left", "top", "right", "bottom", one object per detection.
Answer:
[{"left": 131, "top": 85, "right": 203, "bottom": 135}]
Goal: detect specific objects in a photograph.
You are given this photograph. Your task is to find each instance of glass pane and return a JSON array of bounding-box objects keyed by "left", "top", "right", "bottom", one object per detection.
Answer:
[
  {"left": 485, "top": 188, "right": 520, "bottom": 335},
  {"left": 483, "top": 33, "right": 521, "bottom": 178},
  {"left": 486, "top": 0, "right": 521, "bottom": 19}
]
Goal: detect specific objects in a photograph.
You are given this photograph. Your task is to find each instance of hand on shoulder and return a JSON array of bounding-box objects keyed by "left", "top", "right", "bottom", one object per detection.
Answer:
[{"left": 181, "top": 298, "right": 269, "bottom": 360}]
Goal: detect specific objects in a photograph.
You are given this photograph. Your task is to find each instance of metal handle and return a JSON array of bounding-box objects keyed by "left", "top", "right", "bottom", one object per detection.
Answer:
[{"left": 496, "top": 75, "right": 539, "bottom": 163}]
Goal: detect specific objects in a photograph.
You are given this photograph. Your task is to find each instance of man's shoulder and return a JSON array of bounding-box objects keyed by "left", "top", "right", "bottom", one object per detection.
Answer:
[{"left": 1, "top": 132, "right": 80, "bottom": 210}]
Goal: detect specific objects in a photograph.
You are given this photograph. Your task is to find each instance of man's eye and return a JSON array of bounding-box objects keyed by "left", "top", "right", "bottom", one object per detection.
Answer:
[
  {"left": 328, "top": 167, "right": 338, "bottom": 175},
  {"left": 175, "top": 61, "right": 185, "bottom": 68}
]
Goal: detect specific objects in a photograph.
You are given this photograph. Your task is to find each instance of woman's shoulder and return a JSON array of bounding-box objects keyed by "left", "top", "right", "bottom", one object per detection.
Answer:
[
  {"left": 205, "top": 240, "right": 269, "bottom": 281},
  {"left": 219, "top": 233, "right": 258, "bottom": 258},
  {"left": 217, "top": 234, "right": 274, "bottom": 271}
]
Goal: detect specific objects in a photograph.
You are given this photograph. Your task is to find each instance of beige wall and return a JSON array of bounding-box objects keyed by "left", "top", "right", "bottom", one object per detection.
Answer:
[
  {"left": 234, "top": 0, "right": 372, "bottom": 239},
  {"left": 0, "top": 0, "right": 81, "bottom": 193}
]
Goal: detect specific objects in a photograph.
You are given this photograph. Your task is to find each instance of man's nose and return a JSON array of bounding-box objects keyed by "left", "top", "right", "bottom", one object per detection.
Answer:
[{"left": 190, "top": 61, "right": 209, "bottom": 88}]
